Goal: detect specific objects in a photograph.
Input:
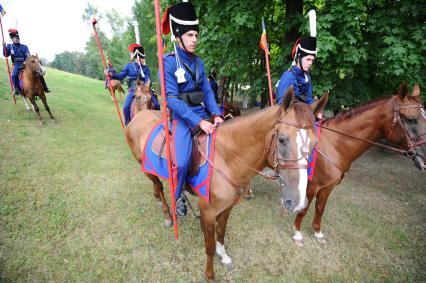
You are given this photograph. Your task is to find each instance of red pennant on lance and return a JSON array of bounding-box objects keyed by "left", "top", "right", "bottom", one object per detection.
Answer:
[{"left": 259, "top": 19, "right": 269, "bottom": 54}]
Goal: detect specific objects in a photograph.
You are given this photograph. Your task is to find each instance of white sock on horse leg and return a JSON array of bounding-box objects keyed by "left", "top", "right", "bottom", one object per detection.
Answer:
[{"left": 216, "top": 241, "right": 232, "bottom": 264}]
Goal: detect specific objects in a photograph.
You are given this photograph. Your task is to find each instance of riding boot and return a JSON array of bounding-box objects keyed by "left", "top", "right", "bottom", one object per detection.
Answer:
[
  {"left": 40, "top": 76, "right": 51, "bottom": 93},
  {"left": 175, "top": 197, "right": 187, "bottom": 217},
  {"left": 13, "top": 77, "right": 20, "bottom": 96}
]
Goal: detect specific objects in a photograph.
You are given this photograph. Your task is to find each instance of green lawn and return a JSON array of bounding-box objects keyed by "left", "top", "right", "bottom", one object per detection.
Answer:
[{"left": 1, "top": 60, "right": 425, "bottom": 282}]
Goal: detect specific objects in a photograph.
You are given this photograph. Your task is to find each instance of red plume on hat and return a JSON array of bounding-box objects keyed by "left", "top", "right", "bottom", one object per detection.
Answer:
[
  {"left": 128, "top": 43, "right": 142, "bottom": 52},
  {"left": 291, "top": 38, "right": 300, "bottom": 59},
  {"left": 161, "top": 6, "right": 171, "bottom": 35}
]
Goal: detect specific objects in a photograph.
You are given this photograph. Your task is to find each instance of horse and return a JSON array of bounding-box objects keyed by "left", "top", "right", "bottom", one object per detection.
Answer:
[
  {"left": 223, "top": 100, "right": 241, "bottom": 120},
  {"left": 20, "top": 55, "right": 54, "bottom": 121},
  {"left": 291, "top": 82, "right": 426, "bottom": 246},
  {"left": 129, "top": 80, "right": 156, "bottom": 121},
  {"left": 108, "top": 79, "right": 125, "bottom": 103},
  {"left": 125, "top": 83, "right": 328, "bottom": 282}
]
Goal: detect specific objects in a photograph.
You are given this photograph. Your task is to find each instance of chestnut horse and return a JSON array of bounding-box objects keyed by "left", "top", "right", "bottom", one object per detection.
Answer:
[
  {"left": 292, "top": 83, "right": 426, "bottom": 246},
  {"left": 20, "top": 55, "right": 54, "bottom": 121},
  {"left": 129, "top": 80, "right": 156, "bottom": 121},
  {"left": 125, "top": 83, "right": 328, "bottom": 281},
  {"left": 109, "top": 79, "right": 125, "bottom": 103}
]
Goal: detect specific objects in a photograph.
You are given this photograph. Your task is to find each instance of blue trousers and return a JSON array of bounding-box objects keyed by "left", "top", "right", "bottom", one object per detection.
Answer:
[
  {"left": 12, "top": 64, "right": 22, "bottom": 89},
  {"left": 171, "top": 118, "right": 193, "bottom": 200},
  {"left": 123, "top": 88, "right": 135, "bottom": 126}
]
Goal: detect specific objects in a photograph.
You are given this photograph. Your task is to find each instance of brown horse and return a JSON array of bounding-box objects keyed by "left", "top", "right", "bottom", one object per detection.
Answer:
[
  {"left": 20, "top": 55, "right": 54, "bottom": 121},
  {"left": 292, "top": 83, "right": 426, "bottom": 246},
  {"left": 108, "top": 79, "right": 125, "bottom": 103},
  {"left": 129, "top": 80, "right": 156, "bottom": 121},
  {"left": 125, "top": 83, "right": 328, "bottom": 281}
]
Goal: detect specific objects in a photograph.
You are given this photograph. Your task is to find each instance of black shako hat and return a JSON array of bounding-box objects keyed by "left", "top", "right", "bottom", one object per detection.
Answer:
[
  {"left": 162, "top": 2, "right": 199, "bottom": 38},
  {"left": 292, "top": 36, "right": 317, "bottom": 60}
]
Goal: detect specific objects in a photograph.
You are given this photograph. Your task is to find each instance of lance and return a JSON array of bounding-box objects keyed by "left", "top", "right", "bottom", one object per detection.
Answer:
[
  {"left": 0, "top": 15, "right": 16, "bottom": 104},
  {"left": 153, "top": 0, "right": 178, "bottom": 240},
  {"left": 90, "top": 12, "right": 124, "bottom": 129},
  {"left": 260, "top": 18, "right": 274, "bottom": 106}
]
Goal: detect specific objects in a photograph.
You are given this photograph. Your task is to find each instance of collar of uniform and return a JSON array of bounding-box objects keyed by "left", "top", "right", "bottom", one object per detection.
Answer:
[
  {"left": 175, "top": 45, "right": 194, "bottom": 63},
  {"left": 291, "top": 65, "right": 304, "bottom": 76}
]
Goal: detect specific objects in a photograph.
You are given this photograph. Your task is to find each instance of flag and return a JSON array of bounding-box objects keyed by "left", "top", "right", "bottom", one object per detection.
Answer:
[
  {"left": 259, "top": 18, "right": 269, "bottom": 54},
  {"left": 0, "top": 4, "right": 6, "bottom": 17}
]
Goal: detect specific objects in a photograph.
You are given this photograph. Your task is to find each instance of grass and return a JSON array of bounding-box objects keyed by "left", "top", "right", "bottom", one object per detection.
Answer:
[{"left": 1, "top": 60, "right": 425, "bottom": 282}]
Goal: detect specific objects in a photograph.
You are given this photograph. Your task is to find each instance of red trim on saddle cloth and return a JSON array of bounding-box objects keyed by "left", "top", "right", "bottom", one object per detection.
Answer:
[
  {"left": 141, "top": 120, "right": 163, "bottom": 177},
  {"left": 308, "top": 118, "right": 322, "bottom": 181}
]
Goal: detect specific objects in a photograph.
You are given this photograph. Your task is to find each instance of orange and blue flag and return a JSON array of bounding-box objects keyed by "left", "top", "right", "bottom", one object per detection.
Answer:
[
  {"left": 259, "top": 18, "right": 269, "bottom": 54},
  {"left": 0, "top": 4, "right": 6, "bottom": 17}
]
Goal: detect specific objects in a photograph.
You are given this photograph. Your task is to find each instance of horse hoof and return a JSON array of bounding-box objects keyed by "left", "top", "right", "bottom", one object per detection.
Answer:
[
  {"left": 164, "top": 219, "right": 173, "bottom": 228},
  {"left": 314, "top": 236, "right": 327, "bottom": 245},
  {"left": 293, "top": 239, "right": 304, "bottom": 247},
  {"left": 224, "top": 261, "right": 234, "bottom": 271}
]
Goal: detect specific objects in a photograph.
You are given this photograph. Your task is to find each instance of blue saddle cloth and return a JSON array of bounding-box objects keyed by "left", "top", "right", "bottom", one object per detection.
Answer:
[{"left": 141, "top": 121, "right": 215, "bottom": 202}]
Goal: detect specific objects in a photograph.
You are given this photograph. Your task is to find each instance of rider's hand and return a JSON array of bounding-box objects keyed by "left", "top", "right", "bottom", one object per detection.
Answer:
[
  {"left": 2, "top": 42, "right": 5, "bottom": 47},
  {"left": 103, "top": 69, "right": 110, "bottom": 76},
  {"left": 213, "top": 116, "right": 224, "bottom": 128},
  {"left": 199, "top": 120, "right": 215, "bottom": 134}
]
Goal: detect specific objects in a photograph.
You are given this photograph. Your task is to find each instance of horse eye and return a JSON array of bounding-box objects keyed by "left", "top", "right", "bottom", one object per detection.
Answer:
[
  {"left": 278, "top": 137, "right": 286, "bottom": 144},
  {"left": 406, "top": 118, "right": 417, "bottom": 125}
]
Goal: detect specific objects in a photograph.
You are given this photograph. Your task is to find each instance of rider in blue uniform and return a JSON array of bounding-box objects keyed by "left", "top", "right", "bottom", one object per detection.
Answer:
[
  {"left": 2, "top": 29, "right": 50, "bottom": 96},
  {"left": 276, "top": 36, "right": 317, "bottom": 105},
  {"left": 161, "top": 2, "right": 224, "bottom": 216},
  {"left": 106, "top": 43, "right": 160, "bottom": 126}
]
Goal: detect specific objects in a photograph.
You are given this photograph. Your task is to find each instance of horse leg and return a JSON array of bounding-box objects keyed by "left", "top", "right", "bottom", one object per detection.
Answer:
[
  {"left": 215, "top": 207, "right": 234, "bottom": 270},
  {"left": 28, "top": 95, "right": 42, "bottom": 121},
  {"left": 292, "top": 186, "right": 317, "bottom": 247},
  {"left": 312, "top": 186, "right": 334, "bottom": 244},
  {"left": 39, "top": 93, "right": 54, "bottom": 119},
  {"left": 21, "top": 95, "right": 31, "bottom": 111},
  {"left": 145, "top": 173, "right": 172, "bottom": 227},
  {"left": 200, "top": 208, "right": 217, "bottom": 282}
]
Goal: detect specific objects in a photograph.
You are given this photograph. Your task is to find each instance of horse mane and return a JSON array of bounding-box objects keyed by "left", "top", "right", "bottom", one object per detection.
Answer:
[
  {"left": 331, "top": 96, "right": 392, "bottom": 123},
  {"left": 293, "top": 102, "right": 315, "bottom": 128}
]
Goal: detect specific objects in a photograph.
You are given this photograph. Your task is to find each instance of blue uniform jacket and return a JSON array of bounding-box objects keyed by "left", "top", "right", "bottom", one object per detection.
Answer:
[
  {"left": 161, "top": 46, "right": 221, "bottom": 129},
  {"left": 111, "top": 62, "right": 151, "bottom": 85},
  {"left": 3, "top": 43, "right": 30, "bottom": 65},
  {"left": 276, "top": 66, "right": 313, "bottom": 104}
]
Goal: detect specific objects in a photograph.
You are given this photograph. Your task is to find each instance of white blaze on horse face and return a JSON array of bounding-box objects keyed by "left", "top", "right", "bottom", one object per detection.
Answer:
[{"left": 293, "top": 128, "right": 309, "bottom": 212}]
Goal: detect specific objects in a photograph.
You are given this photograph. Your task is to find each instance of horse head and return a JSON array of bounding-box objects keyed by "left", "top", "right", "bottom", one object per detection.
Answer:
[
  {"left": 267, "top": 86, "right": 328, "bottom": 213},
  {"left": 387, "top": 83, "right": 426, "bottom": 171},
  {"left": 24, "top": 54, "right": 44, "bottom": 77},
  {"left": 134, "top": 79, "right": 153, "bottom": 112}
]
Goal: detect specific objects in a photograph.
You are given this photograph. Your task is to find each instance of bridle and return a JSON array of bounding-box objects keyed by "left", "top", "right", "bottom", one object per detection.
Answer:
[
  {"left": 317, "top": 97, "right": 426, "bottom": 174},
  {"left": 210, "top": 115, "right": 314, "bottom": 188},
  {"left": 388, "top": 101, "right": 426, "bottom": 158}
]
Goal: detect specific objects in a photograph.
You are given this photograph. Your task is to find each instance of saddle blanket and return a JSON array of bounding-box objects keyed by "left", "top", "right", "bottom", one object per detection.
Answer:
[
  {"left": 141, "top": 121, "right": 216, "bottom": 202},
  {"left": 307, "top": 121, "right": 322, "bottom": 181}
]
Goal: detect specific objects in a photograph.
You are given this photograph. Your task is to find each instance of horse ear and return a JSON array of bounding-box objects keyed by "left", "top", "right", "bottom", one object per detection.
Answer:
[
  {"left": 146, "top": 79, "right": 151, "bottom": 90},
  {"left": 412, "top": 83, "right": 420, "bottom": 97},
  {"left": 397, "top": 82, "right": 409, "bottom": 100},
  {"left": 36, "top": 53, "right": 39, "bottom": 59},
  {"left": 311, "top": 91, "right": 329, "bottom": 118},
  {"left": 282, "top": 85, "right": 295, "bottom": 112},
  {"left": 136, "top": 78, "right": 142, "bottom": 87}
]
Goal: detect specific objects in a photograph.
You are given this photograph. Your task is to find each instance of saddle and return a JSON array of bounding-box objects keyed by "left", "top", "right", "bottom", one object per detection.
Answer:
[{"left": 151, "top": 128, "right": 209, "bottom": 177}]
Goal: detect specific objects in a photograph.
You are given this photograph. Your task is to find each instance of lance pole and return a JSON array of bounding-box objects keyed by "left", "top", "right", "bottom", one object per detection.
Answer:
[
  {"left": 261, "top": 18, "right": 274, "bottom": 106},
  {"left": 154, "top": 0, "right": 178, "bottom": 240},
  {"left": 91, "top": 16, "right": 125, "bottom": 129},
  {"left": 0, "top": 16, "right": 16, "bottom": 104}
]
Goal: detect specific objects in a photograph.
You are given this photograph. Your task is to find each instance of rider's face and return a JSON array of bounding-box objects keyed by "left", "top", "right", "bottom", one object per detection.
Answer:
[
  {"left": 300, "top": 55, "right": 315, "bottom": 72},
  {"left": 179, "top": 30, "right": 198, "bottom": 53},
  {"left": 12, "top": 37, "right": 20, "bottom": 44}
]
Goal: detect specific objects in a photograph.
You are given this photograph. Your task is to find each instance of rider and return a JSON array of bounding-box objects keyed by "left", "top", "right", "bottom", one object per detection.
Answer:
[
  {"left": 161, "top": 2, "right": 224, "bottom": 217},
  {"left": 106, "top": 44, "right": 160, "bottom": 126},
  {"left": 2, "top": 29, "right": 50, "bottom": 96},
  {"left": 276, "top": 10, "right": 318, "bottom": 105},
  {"left": 275, "top": 36, "right": 317, "bottom": 105}
]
